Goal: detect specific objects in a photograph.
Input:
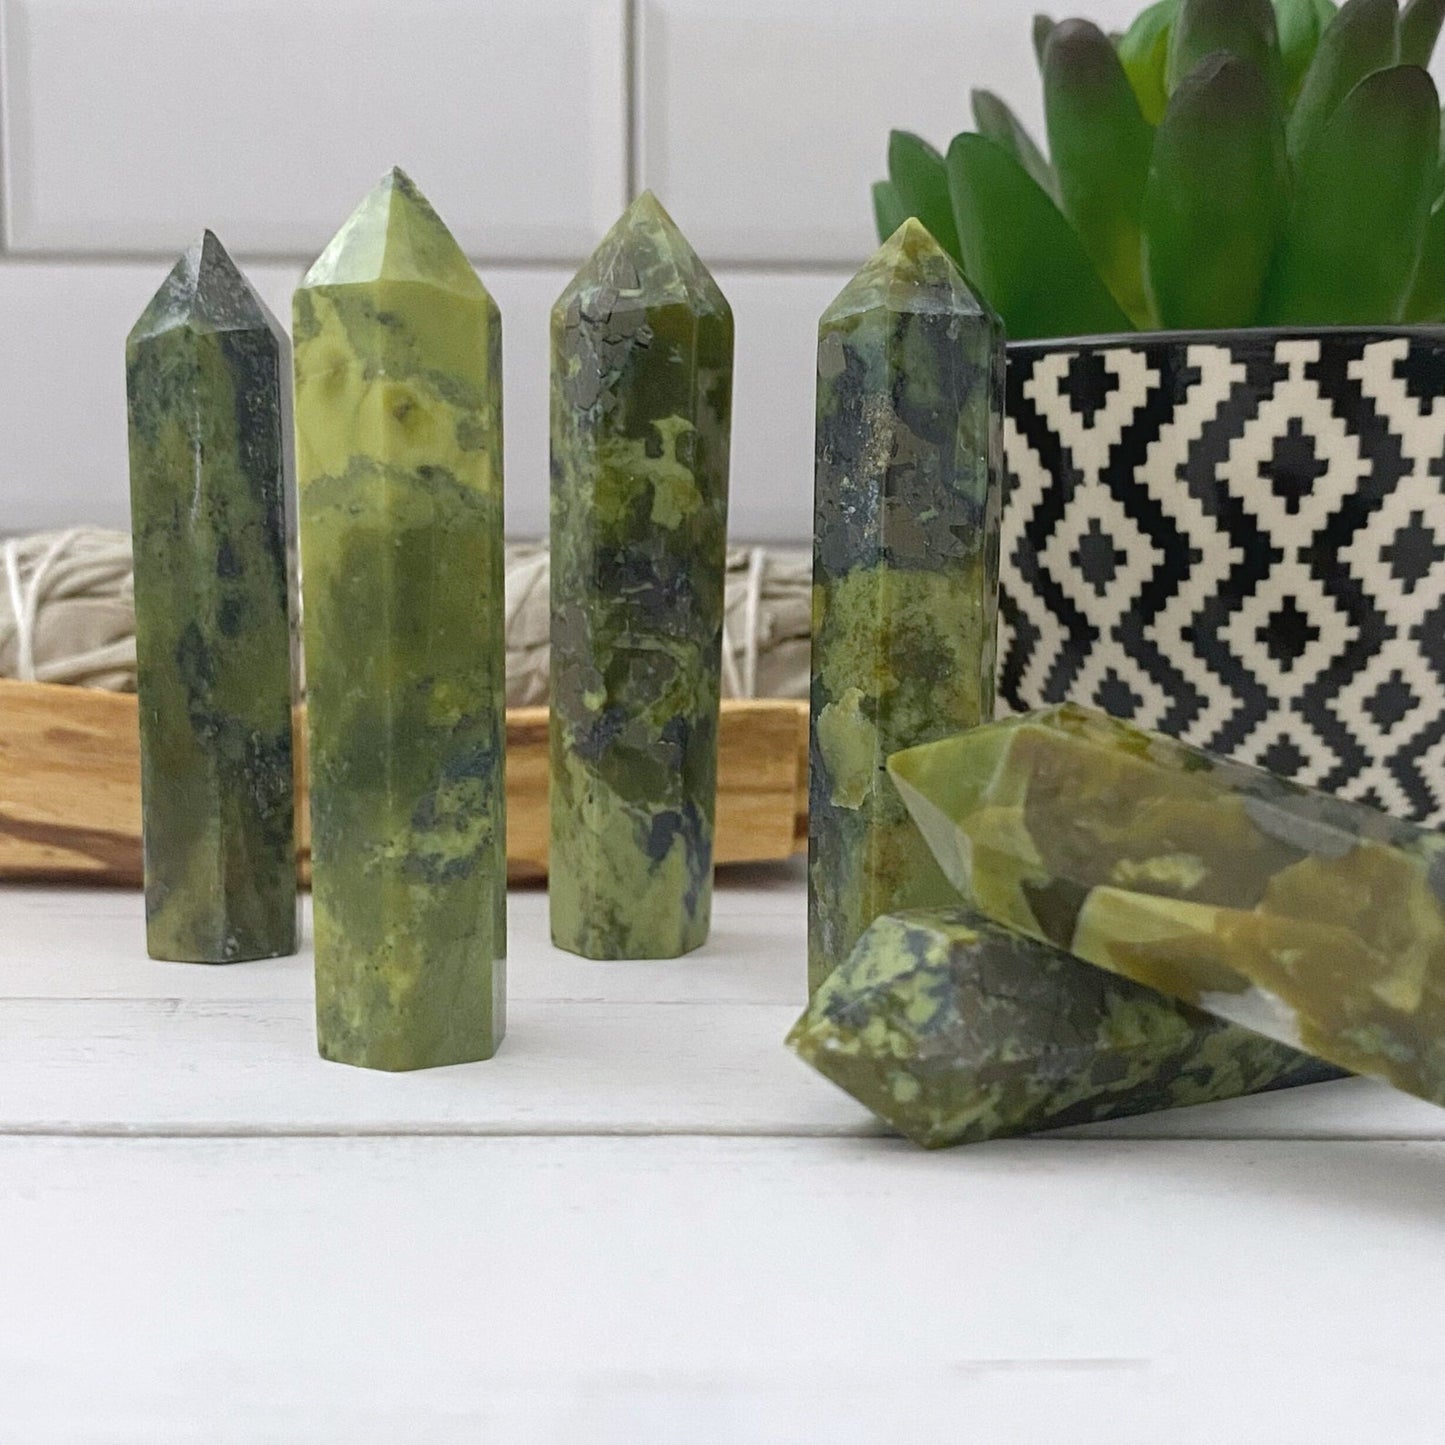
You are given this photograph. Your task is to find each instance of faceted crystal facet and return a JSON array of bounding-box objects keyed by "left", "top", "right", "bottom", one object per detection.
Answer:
[
  {"left": 294, "top": 168, "right": 506, "bottom": 1070},
  {"left": 548, "top": 191, "right": 733, "bottom": 959},
  {"left": 808, "top": 219, "right": 1004, "bottom": 994},
  {"left": 789, "top": 905, "right": 1337, "bottom": 1148},
  {"left": 890, "top": 704, "right": 1445, "bottom": 1098},
  {"left": 126, "top": 231, "right": 298, "bottom": 963}
]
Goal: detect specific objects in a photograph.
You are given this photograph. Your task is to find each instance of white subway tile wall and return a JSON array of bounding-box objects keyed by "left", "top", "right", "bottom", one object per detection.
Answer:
[
  {"left": 2, "top": 0, "right": 628, "bottom": 257},
  {"left": 4, "top": 0, "right": 1440, "bottom": 539},
  {"left": 637, "top": 0, "right": 1143, "bottom": 265},
  {"left": 0, "top": 259, "right": 302, "bottom": 536}
]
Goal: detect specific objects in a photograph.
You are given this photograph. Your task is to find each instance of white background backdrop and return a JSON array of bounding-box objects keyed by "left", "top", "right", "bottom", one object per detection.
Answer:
[{"left": 4, "top": 0, "right": 1442, "bottom": 540}]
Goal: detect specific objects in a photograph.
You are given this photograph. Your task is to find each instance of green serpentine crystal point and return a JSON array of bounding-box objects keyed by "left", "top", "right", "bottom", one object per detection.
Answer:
[
  {"left": 294, "top": 168, "right": 506, "bottom": 1070},
  {"left": 808, "top": 218, "right": 1004, "bottom": 995},
  {"left": 548, "top": 190, "right": 733, "bottom": 959},
  {"left": 889, "top": 705, "right": 1389, "bottom": 1103},
  {"left": 789, "top": 905, "right": 1337, "bottom": 1148},
  {"left": 125, "top": 231, "right": 298, "bottom": 964}
]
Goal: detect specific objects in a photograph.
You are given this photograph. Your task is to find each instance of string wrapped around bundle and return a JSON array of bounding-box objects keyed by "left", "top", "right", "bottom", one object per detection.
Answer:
[{"left": 0, "top": 529, "right": 811, "bottom": 702}]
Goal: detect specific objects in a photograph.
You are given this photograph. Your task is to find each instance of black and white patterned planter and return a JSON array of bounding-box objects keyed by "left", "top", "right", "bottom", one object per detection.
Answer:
[{"left": 999, "top": 327, "right": 1445, "bottom": 824}]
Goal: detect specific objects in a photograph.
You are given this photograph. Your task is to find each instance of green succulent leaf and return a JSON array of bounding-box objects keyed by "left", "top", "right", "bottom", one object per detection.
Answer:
[
  {"left": 872, "top": 180, "right": 909, "bottom": 243},
  {"left": 1034, "top": 14, "right": 1056, "bottom": 69},
  {"left": 887, "top": 130, "right": 962, "bottom": 260},
  {"left": 1166, "top": 0, "right": 1283, "bottom": 97},
  {"left": 1287, "top": 0, "right": 1399, "bottom": 161},
  {"left": 972, "top": 89, "right": 1060, "bottom": 202},
  {"left": 1045, "top": 19, "right": 1155, "bottom": 326},
  {"left": 1263, "top": 65, "right": 1440, "bottom": 324},
  {"left": 1436, "top": 108, "right": 1445, "bottom": 202},
  {"left": 1117, "top": 0, "right": 1178, "bottom": 124},
  {"left": 1404, "top": 197, "right": 1445, "bottom": 321},
  {"left": 1142, "top": 54, "right": 1287, "bottom": 329},
  {"left": 1275, "top": 0, "right": 1327, "bottom": 100},
  {"left": 946, "top": 132, "right": 1133, "bottom": 340},
  {"left": 1401, "top": 0, "right": 1445, "bottom": 65}
]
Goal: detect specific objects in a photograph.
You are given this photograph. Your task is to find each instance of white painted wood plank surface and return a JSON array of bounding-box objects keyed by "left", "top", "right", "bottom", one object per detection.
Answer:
[
  {"left": 6, "top": 876, "right": 1445, "bottom": 1437},
  {"left": 5, "top": 879, "right": 1445, "bottom": 1141},
  {"left": 3, "top": 1134, "right": 1445, "bottom": 1443},
  {"left": 3, "top": 874, "right": 805, "bottom": 1003},
  {"left": 0, "top": 995, "right": 869, "bottom": 1137}
]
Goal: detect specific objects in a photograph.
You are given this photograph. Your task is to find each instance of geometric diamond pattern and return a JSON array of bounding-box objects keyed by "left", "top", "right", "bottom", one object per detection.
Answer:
[
  {"left": 1000, "top": 331, "right": 1445, "bottom": 824},
  {"left": 1381, "top": 512, "right": 1445, "bottom": 593}
]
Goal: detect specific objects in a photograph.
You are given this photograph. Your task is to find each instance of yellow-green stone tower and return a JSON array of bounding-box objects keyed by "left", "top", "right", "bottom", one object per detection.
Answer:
[
  {"left": 891, "top": 706, "right": 1445, "bottom": 1105},
  {"left": 548, "top": 191, "right": 734, "bottom": 959},
  {"left": 808, "top": 219, "right": 1004, "bottom": 995},
  {"left": 294, "top": 169, "right": 506, "bottom": 1070},
  {"left": 126, "top": 231, "right": 298, "bottom": 964}
]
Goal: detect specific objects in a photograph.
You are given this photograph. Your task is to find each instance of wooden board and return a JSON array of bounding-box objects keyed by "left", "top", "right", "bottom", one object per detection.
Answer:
[{"left": 0, "top": 678, "right": 808, "bottom": 885}]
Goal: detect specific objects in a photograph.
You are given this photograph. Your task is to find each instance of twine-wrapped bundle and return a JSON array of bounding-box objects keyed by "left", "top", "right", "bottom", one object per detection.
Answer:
[
  {"left": 1, "top": 528, "right": 811, "bottom": 702},
  {"left": 1, "top": 529, "right": 137, "bottom": 690}
]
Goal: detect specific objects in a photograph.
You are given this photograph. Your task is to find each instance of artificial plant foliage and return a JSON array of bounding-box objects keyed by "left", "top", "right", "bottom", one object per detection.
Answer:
[
  {"left": 874, "top": 0, "right": 1445, "bottom": 338},
  {"left": 946, "top": 134, "right": 1132, "bottom": 340},
  {"left": 1164, "top": 0, "right": 1283, "bottom": 98},
  {"left": 1044, "top": 19, "right": 1154, "bottom": 325},
  {"left": 1263, "top": 64, "right": 1441, "bottom": 323},
  {"left": 1276, "top": 0, "right": 1336, "bottom": 101},
  {"left": 1286, "top": 0, "right": 1399, "bottom": 160},
  {"left": 1117, "top": 2, "right": 1177, "bottom": 123},
  {"left": 1143, "top": 53, "right": 1287, "bottom": 329},
  {"left": 972, "top": 90, "right": 1059, "bottom": 201}
]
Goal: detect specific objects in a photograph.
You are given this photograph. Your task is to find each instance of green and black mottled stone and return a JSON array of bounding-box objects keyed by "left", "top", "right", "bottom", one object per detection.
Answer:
[
  {"left": 549, "top": 191, "right": 733, "bottom": 959},
  {"left": 789, "top": 906, "right": 1337, "bottom": 1148},
  {"left": 808, "top": 218, "right": 1004, "bottom": 995},
  {"left": 893, "top": 706, "right": 1445, "bottom": 1100},
  {"left": 125, "top": 230, "right": 298, "bottom": 963},
  {"left": 294, "top": 169, "right": 506, "bottom": 1070}
]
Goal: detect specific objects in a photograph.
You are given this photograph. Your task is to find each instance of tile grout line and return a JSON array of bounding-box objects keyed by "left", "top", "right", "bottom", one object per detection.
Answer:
[
  {"left": 0, "top": 252, "right": 857, "bottom": 277},
  {"left": 624, "top": 0, "right": 639, "bottom": 202},
  {"left": 0, "top": 994, "right": 808, "bottom": 1007},
  {"left": 0, "top": 0, "right": 9, "bottom": 255}
]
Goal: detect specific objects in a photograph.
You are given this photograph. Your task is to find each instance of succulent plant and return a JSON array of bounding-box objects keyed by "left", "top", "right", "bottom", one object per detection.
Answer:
[{"left": 875, "top": 0, "right": 1445, "bottom": 338}]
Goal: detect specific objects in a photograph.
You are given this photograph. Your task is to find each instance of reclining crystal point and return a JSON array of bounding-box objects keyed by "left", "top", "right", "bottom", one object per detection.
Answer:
[
  {"left": 789, "top": 904, "right": 1339, "bottom": 1148},
  {"left": 890, "top": 704, "right": 1445, "bottom": 1107}
]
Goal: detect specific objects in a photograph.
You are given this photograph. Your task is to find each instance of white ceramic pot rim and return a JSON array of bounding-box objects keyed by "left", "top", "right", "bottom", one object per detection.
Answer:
[{"left": 1007, "top": 323, "right": 1445, "bottom": 353}]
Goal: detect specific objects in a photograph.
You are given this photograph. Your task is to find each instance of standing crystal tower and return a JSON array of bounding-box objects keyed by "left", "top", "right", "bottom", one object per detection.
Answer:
[
  {"left": 549, "top": 191, "right": 733, "bottom": 959},
  {"left": 808, "top": 218, "right": 1004, "bottom": 994},
  {"left": 126, "top": 230, "right": 298, "bottom": 963},
  {"left": 294, "top": 168, "right": 506, "bottom": 1070}
]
